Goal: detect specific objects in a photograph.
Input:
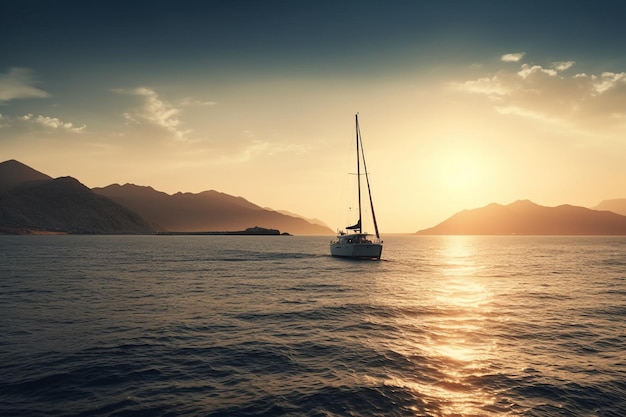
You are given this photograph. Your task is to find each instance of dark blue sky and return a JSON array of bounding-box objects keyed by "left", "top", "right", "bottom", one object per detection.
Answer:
[{"left": 3, "top": 0, "right": 625, "bottom": 77}]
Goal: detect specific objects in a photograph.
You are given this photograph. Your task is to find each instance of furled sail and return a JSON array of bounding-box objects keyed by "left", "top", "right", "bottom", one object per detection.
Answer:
[{"left": 346, "top": 220, "right": 361, "bottom": 230}]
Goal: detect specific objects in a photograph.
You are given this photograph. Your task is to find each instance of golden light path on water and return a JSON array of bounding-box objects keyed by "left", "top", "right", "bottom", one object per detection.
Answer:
[
  {"left": 366, "top": 236, "right": 502, "bottom": 416},
  {"left": 423, "top": 236, "right": 497, "bottom": 416}
]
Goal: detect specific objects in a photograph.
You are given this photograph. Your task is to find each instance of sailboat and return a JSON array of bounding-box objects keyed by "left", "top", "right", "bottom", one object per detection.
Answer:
[{"left": 330, "top": 114, "right": 383, "bottom": 259}]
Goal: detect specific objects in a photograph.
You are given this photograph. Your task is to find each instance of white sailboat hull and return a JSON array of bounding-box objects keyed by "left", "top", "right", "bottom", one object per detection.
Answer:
[
  {"left": 330, "top": 233, "right": 382, "bottom": 259},
  {"left": 330, "top": 243, "right": 382, "bottom": 259}
]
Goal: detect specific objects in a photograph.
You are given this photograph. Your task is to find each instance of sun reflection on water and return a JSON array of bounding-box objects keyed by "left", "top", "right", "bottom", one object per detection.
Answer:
[
  {"left": 375, "top": 236, "right": 503, "bottom": 416},
  {"left": 434, "top": 238, "right": 501, "bottom": 415},
  {"left": 422, "top": 237, "right": 499, "bottom": 415}
]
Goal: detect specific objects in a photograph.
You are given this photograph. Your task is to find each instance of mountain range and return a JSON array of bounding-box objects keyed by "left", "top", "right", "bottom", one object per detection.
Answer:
[
  {"left": 417, "top": 199, "right": 626, "bottom": 235},
  {"left": 3, "top": 159, "right": 626, "bottom": 236},
  {"left": 0, "top": 160, "right": 333, "bottom": 235},
  {"left": 0, "top": 162, "right": 154, "bottom": 234},
  {"left": 92, "top": 183, "right": 332, "bottom": 234},
  {"left": 592, "top": 199, "right": 626, "bottom": 216}
]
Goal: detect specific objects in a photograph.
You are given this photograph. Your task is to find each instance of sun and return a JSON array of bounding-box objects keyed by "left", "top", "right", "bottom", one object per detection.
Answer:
[{"left": 438, "top": 150, "right": 485, "bottom": 192}]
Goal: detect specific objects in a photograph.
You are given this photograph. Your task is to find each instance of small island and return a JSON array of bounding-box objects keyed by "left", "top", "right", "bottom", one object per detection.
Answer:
[{"left": 156, "top": 226, "right": 291, "bottom": 236}]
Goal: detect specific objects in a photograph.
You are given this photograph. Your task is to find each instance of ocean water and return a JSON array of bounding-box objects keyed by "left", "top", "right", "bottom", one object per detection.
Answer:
[{"left": 1, "top": 235, "right": 624, "bottom": 417}]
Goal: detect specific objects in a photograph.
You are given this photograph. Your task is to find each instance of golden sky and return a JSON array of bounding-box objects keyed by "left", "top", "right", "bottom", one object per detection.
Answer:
[{"left": 1, "top": 1, "right": 625, "bottom": 232}]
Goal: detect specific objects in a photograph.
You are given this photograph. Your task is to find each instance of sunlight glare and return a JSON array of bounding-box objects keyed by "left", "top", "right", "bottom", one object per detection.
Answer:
[
  {"left": 418, "top": 237, "right": 498, "bottom": 415},
  {"left": 438, "top": 150, "right": 485, "bottom": 192}
]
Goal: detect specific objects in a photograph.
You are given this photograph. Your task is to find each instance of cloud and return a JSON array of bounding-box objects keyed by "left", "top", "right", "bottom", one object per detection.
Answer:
[
  {"left": 494, "top": 105, "right": 566, "bottom": 126},
  {"left": 592, "top": 71, "right": 626, "bottom": 94},
  {"left": 177, "top": 97, "right": 217, "bottom": 107},
  {"left": 19, "top": 113, "right": 86, "bottom": 133},
  {"left": 117, "top": 87, "right": 190, "bottom": 140},
  {"left": 501, "top": 52, "right": 525, "bottom": 63},
  {"left": 219, "top": 138, "right": 311, "bottom": 164},
  {"left": 551, "top": 61, "right": 575, "bottom": 71},
  {"left": 0, "top": 67, "right": 50, "bottom": 102},
  {"left": 454, "top": 57, "right": 626, "bottom": 133},
  {"left": 114, "top": 87, "right": 307, "bottom": 160},
  {"left": 517, "top": 64, "right": 557, "bottom": 79},
  {"left": 210, "top": 128, "right": 312, "bottom": 164},
  {"left": 455, "top": 75, "right": 513, "bottom": 97}
]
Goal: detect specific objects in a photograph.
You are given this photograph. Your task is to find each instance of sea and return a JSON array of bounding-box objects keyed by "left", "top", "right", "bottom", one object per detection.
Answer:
[{"left": 1, "top": 235, "right": 624, "bottom": 417}]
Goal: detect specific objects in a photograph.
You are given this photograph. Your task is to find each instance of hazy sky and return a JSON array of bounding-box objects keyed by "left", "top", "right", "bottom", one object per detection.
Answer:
[{"left": 2, "top": 1, "right": 626, "bottom": 232}]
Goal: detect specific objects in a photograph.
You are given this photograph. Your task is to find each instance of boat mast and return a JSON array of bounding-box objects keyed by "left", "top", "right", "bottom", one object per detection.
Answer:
[
  {"left": 355, "top": 113, "right": 362, "bottom": 234},
  {"left": 359, "top": 123, "right": 380, "bottom": 239}
]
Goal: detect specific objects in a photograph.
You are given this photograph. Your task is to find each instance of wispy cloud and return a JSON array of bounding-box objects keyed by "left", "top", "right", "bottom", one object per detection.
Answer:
[
  {"left": 494, "top": 105, "right": 567, "bottom": 126},
  {"left": 501, "top": 52, "right": 525, "bottom": 63},
  {"left": 454, "top": 57, "right": 626, "bottom": 133},
  {"left": 177, "top": 97, "right": 217, "bottom": 107},
  {"left": 211, "top": 128, "right": 312, "bottom": 164},
  {"left": 117, "top": 87, "right": 190, "bottom": 141},
  {"left": 0, "top": 67, "right": 50, "bottom": 102},
  {"left": 551, "top": 61, "right": 575, "bottom": 71},
  {"left": 19, "top": 113, "right": 86, "bottom": 133},
  {"left": 591, "top": 71, "right": 626, "bottom": 94},
  {"left": 454, "top": 75, "right": 513, "bottom": 97},
  {"left": 219, "top": 138, "right": 311, "bottom": 164},
  {"left": 517, "top": 64, "right": 557, "bottom": 79}
]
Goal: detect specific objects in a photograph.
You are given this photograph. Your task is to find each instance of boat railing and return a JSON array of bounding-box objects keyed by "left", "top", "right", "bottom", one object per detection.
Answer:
[{"left": 330, "top": 234, "right": 381, "bottom": 245}]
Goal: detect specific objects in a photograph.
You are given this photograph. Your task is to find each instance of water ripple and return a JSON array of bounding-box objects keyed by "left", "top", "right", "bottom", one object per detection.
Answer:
[{"left": 1, "top": 235, "right": 625, "bottom": 416}]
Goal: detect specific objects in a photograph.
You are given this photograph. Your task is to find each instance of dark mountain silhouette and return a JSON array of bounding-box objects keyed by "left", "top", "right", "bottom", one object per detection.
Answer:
[
  {"left": 417, "top": 200, "right": 626, "bottom": 235},
  {"left": 0, "top": 159, "right": 52, "bottom": 190},
  {"left": 592, "top": 199, "right": 626, "bottom": 216},
  {"left": 0, "top": 173, "right": 155, "bottom": 234},
  {"left": 1, "top": 160, "right": 333, "bottom": 235},
  {"left": 93, "top": 183, "right": 334, "bottom": 235},
  {"left": 268, "top": 208, "right": 331, "bottom": 229}
]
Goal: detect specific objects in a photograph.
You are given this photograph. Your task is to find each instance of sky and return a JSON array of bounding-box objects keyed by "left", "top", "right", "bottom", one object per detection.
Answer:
[{"left": 1, "top": 0, "right": 626, "bottom": 233}]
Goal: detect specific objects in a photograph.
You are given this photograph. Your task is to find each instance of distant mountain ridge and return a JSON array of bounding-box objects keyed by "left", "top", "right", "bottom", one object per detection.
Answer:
[
  {"left": 0, "top": 161, "right": 155, "bottom": 234},
  {"left": 93, "top": 183, "right": 333, "bottom": 234},
  {"left": 592, "top": 199, "right": 626, "bottom": 216},
  {"left": 0, "top": 159, "right": 52, "bottom": 189},
  {"left": 0, "top": 160, "right": 333, "bottom": 235},
  {"left": 417, "top": 200, "right": 626, "bottom": 235},
  {"left": 267, "top": 208, "right": 331, "bottom": 229}
]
